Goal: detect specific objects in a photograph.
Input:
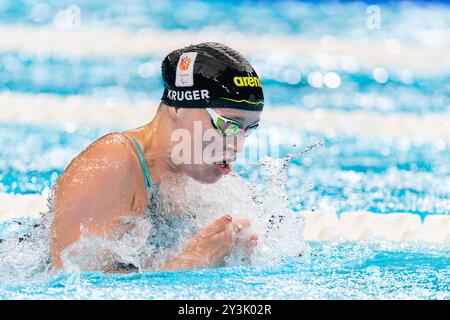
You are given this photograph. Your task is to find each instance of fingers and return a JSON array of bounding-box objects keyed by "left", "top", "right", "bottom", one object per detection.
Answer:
[
  {"left": 246, "top": 234, "right": 258, "bottom": 250},
  {"left": 209, "top": 218, "right": 251, "bottom": 249},
  {"left": 232, "top": 219, "right": 251, "bottom": 233},
  {"left": 199, "top": 216, "right": 256, "bottom": 251},
  {"left": 184, "top": 216, "right": 259, "bottom": 268},
  {"left": 230, "top": 219, "right": 251, "bottom": 242},
  {"left": 241, "top": 234, "right": 258, "bottom": 261},
  {"left": 201, "top": 215, "right": 233, "bottom": 237},
  {"left": 201, "top": 216, "right": 250, "bottom": 238}
]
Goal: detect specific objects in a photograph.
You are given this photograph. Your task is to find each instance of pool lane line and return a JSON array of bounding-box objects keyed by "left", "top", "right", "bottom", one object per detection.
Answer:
[
  {"left": 0, "top": 192, "right": 449, "bottom": 244},
  {"left": 0, "top": 92, "right": 449, "bottom": 142},
  {"left": 0, "top": 25, "right": 450, "bottom": 75}
]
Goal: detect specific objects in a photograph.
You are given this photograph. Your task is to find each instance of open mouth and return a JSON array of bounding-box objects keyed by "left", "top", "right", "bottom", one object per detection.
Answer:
[
  {"left": 217, "top": 160, "right": 228, "bottom": 168},
  {"left": 213, "top": 160, "right": 233, "bottom": 174}
]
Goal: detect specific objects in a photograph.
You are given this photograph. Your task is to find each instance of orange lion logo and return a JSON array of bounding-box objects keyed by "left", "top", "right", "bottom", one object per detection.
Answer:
[{"left": 180, "top": 55, "right": 191, "bottom": 71}]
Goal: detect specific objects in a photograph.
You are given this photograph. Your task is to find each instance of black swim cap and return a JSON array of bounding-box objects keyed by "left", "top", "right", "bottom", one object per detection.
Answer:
[{"left": 161, "top": 42, "right": 264, "bottom": 111}]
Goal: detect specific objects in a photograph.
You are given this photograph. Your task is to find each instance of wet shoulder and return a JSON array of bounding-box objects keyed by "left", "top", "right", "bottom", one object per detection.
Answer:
[
  {"left": 61, "top": 132, "right": 137, "bottom": 181},
  {"left": 80, "top": 132, "right": 136, "bottom": 161}
]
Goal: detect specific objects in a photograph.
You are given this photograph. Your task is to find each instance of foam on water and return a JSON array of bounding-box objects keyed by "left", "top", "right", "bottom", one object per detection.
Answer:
[
  {"left": 0, "top": 145, "right": 322, "bottom": 279},
  {"left": 0, "top": 205, "right": 52, "bottom": 283},
  {"left": 1, "top": 240, "right": 448, "bottom": 299},
  {"left": 0, "top": 120, "right": 448, "bottom": 298},
  {"left": 59, "top": 163, "right": 311, "bottom": 272}
]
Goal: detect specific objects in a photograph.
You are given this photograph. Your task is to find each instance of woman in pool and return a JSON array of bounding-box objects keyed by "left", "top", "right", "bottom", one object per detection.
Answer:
[{"left": 50, "top": 42, "right": 264, "bottom": 272}]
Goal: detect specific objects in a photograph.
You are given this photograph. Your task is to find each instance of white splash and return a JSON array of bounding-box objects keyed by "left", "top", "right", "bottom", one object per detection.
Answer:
[{"left": 0, "top": 145, "right": 323, "bottom": 276}]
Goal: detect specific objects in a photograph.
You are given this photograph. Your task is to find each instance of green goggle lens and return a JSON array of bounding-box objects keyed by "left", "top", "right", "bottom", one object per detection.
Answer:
[
  {"left": 209, "top": 109, "right": 258, "bottom": 137},
  {"left": 215, "top": 117, "right": 240, "bottom": 136},
  {"left": 223, "top": 124, "right": 240, "bottom": 136}
]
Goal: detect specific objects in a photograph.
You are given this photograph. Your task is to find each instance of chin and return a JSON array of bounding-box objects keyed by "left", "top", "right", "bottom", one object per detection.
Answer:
[
  {"left": 201, "top": 174, "right": 222, "bottom": 184},
  {"left": 188, "top": 166, "right": 223, "bottom": 184}
]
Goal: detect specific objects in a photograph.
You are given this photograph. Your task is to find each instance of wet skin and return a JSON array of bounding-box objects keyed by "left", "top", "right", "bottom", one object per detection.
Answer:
[{"left": 50, "top": 103, "right": 261, "bottom": 271}]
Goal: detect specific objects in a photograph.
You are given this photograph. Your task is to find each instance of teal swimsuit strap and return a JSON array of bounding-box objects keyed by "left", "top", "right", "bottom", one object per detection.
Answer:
[{"left": 129, "top": 137, "right": 152, "bottom": 189}]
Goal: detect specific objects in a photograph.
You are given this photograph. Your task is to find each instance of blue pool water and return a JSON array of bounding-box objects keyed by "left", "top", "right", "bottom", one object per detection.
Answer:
[
  {"left": 0, "top": 240, "right": 449, "bottom": 299},
  {"left": 1, "top": 50, "right": 449, "bottom": 114},
  {"left": 0, "top": 0, "right": 449, "bottom": 299},
  {"left": 1, "top": 122, "right": 449, "bottom": 215}
]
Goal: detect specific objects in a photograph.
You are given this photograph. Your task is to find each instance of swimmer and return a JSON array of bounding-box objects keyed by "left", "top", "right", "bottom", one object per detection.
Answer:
[{"left": 50, "top": 42, "right": 265, "bottom": 272}]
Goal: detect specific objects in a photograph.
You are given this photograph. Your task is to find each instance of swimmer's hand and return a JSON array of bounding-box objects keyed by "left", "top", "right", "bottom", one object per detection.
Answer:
[{"left": 159, "top": 215, "right": 258, "bottom": 271}]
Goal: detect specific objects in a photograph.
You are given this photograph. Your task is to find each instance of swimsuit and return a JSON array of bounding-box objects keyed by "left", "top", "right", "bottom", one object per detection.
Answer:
[
  {"left": 127, "top": 135, "right": 153, "bottom": 189},
  {"left": 1, "top": 134, "right": 186, "bottom": 273},
  {"left": 120, "top": 134, "right": 190, "bottom": 271}
]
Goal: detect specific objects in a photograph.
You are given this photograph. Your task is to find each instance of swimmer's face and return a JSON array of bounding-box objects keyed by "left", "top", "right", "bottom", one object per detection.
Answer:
[{"left": 168, "top": 106, "right": 261, "bottom": 183}]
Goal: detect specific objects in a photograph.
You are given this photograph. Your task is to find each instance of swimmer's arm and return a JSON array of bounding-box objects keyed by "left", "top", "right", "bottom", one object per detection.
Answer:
[{"left": 50, "top": 134, "right": 141, "bottom": 269}]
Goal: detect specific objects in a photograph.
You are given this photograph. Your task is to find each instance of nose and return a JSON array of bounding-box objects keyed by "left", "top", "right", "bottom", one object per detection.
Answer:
[
  {"left": 234, "top": 134, "right": 246, "bottom": 153},
  {"left": 223, "top": 132, "right": 246, "bottom": 154}
]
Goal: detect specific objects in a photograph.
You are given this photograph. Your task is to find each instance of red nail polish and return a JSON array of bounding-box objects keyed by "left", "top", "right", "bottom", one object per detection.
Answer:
[{"left": 225, "top": 215, "right": 232, "bottom": 222}]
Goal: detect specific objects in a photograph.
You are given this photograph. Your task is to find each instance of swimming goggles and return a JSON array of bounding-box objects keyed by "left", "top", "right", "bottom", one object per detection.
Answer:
[{"left": 206, "top": 108, "right": 259, "bottom": 137}]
